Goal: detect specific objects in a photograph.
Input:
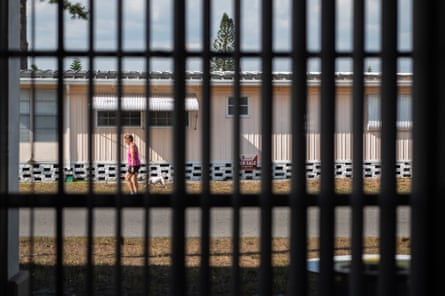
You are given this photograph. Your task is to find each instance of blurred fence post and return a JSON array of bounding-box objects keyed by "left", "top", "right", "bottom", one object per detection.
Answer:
[{"left": 0, "top": 0, "right": 25, "bottom": 295}]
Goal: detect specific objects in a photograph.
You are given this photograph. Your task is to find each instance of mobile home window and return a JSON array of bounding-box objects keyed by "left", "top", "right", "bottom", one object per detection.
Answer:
[
  {"left": 148, "top": 111, "right": 189, "bottom": 127},
  {"left": 35, "top": 91, "right": 57, "bottom": 141},
  {"left": 19, "top": 90, "right": 57, "bottom": 142},
  {"left": 366, "top": 94, "right": 412, "bottom": 129},
  {"left": 19, "top": 96, "right": 30, "bottom": 142},
  {"left": 97, "top": 111, "right": 142, "bottom": 127},
  {"left": 227, "top": 96, "right": 249, "bottom": 116}
]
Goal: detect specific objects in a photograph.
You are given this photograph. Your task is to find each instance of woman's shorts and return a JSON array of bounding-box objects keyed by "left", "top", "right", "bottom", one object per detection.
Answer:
[{"left": 127, "top": 165, "right": 140, "bottom": 174}]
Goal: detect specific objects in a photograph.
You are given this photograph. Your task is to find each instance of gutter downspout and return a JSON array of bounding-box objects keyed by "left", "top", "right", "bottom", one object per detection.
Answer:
[
  {"left": 65, "top": 84, "right": 71, "bottom": 177},
  {"left": 27, "top": 88, "right": 35, "bottom": 165}
]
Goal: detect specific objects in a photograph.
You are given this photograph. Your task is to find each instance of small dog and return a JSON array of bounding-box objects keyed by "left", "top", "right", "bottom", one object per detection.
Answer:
[{"left": 146, "top": 173, "right": 167, "bottom": 187}]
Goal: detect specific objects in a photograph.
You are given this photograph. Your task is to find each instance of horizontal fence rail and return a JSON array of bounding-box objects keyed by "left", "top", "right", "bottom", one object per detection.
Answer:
[
  {"left": 0, "top": 193, "right": 411, "bottom": 208},
  {"left": 2, "top": 0, "right": 445, "bottom": 295}
]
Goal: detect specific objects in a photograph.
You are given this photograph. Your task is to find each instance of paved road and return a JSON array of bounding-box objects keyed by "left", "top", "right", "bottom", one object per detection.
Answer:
[{"left": 19, "top": 207, "right": 410, "bottom": 238}]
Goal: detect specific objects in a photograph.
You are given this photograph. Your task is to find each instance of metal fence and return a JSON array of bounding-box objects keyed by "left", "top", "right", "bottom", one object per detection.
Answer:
[{"left": 1, "top": 0, "right": 445, "bottom": 295}]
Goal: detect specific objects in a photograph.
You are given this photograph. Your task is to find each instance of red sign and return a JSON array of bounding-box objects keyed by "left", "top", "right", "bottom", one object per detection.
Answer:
[{"left": 240, "top": 154, "right": 258, "bottom": 170}]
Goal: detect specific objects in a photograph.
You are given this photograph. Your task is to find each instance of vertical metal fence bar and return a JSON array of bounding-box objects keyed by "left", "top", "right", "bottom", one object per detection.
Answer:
[
  {"left": 378, "top": 0, "right": 398, "bottom": 295},
  {"left": 29, "top": 2, "right": 37, "bottom": 294},
  {"left": 0, "top": 214, "right": 6, "bottom": 294},
  {"left": 0, "top": 217, "right": 6, "bottom": 291},
  {"left": 412, "top": 1, "right": 445, "bottom": 295},
  {"left": 411, "top": 0, "right": 434, "bottom": 294},
  {"left": 143, "top": 0, "right": 152, "bottom": 294},
  {"left": 259, "top": 0, "right": 273, "bottom": 294},
  {"left": 30, "top": 0, "right": 36, "bottom": 188},
  {"left": 0, "top": 1, "right": 9, "bottom": 292},
  {"left": 288, "top": 0, "right": 308, "bottom": 294},
  {"left": 231, "top": 0, "right": 242, "bottom": 294},
  {"left": 56, "top": 0, "right": 65, "bottom": 294},
  {"left": 319, "top": 0, "right": 336, "bottom": 294},
  {"left": 115, "top": 0, "right": 124, "bottom": 295},
  {"left": 87, "top": 0, "right": 95, "bottom": 294},
  {"left": 29, "top": 208, "right": 35, "bottom": 296},
  {"left": 200, "top": 0, "right": 211, "bottom": 294},
  {"left": 172, "top": 0, "right": 186, "bottom": 294},
  {"left": 350, "top": 0, "right": 365, "bottom": 295},
  {"left": 435, "top": 3, "right": 445, "bottom": 295}
]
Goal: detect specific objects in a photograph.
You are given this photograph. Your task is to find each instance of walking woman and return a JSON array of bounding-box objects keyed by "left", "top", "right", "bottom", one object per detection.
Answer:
[{"left": 124, "top": 134, "right": 141, "bottom": 195}]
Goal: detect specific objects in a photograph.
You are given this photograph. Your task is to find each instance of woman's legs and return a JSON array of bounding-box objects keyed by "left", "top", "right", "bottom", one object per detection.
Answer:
[
  {"left": 130, "top": 173, "right": 138, "bottom": 193},
  {"left": 125, "top": 172, "right": 134, "bottom": 193}
]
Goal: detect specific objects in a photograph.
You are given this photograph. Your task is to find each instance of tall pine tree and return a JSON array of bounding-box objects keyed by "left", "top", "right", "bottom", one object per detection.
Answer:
[
  {"left": 211, "top": 13, "right": 235, "bottom": 72},
  {"left": 70, "top": 58, "right": 82, "bottom": 71}
]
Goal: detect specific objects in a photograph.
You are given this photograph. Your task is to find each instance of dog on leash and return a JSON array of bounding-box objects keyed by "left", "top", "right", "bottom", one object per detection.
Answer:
[{"left": 145, "top": 172, "right": 168, "bottom": 187}]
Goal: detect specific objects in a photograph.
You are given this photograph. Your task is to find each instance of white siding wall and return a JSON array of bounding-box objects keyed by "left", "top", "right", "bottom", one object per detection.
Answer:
[
  {"left": 69, "top": 88, "right": 201, "bottom": 163},
  {"left": 19, "top": 87, "right": 59, "bottom": 162},
  {"left": 19, "top": 83, "right": 413, "bottom": 164},
  {"left": 365, "top": 132, "right": 381, "bottom": 161},
  {"left": 397, "top": 131, "right": 412, "bottom": 160},
  {"left": 364, "top": 130, "right": 412, "bottom": 161}
]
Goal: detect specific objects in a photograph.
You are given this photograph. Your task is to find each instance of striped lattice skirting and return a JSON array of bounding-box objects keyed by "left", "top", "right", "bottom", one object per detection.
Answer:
[{"left": 18, "top": 161, "right": 412, "bottom": 182}]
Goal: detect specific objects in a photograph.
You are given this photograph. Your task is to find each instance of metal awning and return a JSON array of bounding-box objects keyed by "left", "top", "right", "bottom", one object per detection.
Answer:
[{"left": 93, "top": 95, "right": 199, "bottom": 111}]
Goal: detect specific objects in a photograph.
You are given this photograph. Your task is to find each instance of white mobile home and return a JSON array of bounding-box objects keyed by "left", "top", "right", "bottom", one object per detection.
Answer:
[{"left": 18, "top": 71, "right": 412, "bottom": 181}]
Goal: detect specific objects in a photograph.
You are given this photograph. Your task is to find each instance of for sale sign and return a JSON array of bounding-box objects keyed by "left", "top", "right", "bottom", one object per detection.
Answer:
[{"left": 240, "top": 154, "right": 258, "bottom": 170}]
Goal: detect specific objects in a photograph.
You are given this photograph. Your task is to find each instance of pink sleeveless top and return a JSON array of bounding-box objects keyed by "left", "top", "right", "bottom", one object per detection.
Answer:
[{"left": 127, "top": 143, "right": 141, "bottom": 166}]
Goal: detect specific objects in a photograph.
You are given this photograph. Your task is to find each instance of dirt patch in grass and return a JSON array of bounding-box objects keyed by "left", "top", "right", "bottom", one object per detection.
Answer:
[
  {"left": 19, "top": 178, "right": 411, "bottom": 195},
  {"left": 20, "top": 237, "right": 410, "bottom": 295}
]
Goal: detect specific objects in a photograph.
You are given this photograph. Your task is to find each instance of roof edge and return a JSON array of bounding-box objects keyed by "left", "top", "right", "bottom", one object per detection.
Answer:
[{"left": 20, "top": 70, "right": 413, "bottom": 81}]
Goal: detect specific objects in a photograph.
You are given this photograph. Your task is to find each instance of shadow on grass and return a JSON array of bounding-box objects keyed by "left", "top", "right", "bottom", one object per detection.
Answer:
[
  {"left": 21, "top": 264, "right": 322, "bottom": 296},
  {"left": 19, "top": 237, "right": 410, "bottom": 295}
]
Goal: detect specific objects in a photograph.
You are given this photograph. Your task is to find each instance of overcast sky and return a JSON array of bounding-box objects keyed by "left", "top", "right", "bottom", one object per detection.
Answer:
[{"left": 28, "top": 0, "right": 412, "bottom": 72}]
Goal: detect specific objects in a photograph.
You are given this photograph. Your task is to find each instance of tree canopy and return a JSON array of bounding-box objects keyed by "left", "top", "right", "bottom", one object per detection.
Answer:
[
  {"left": 70, "top": 58, "right": 82, "bottom": 71},
  {"left": 211, "top": 13, "right": 235, "bottom": 72},
  {"left": 45, "top": 0, "right": 88, "bottom": 20}
]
